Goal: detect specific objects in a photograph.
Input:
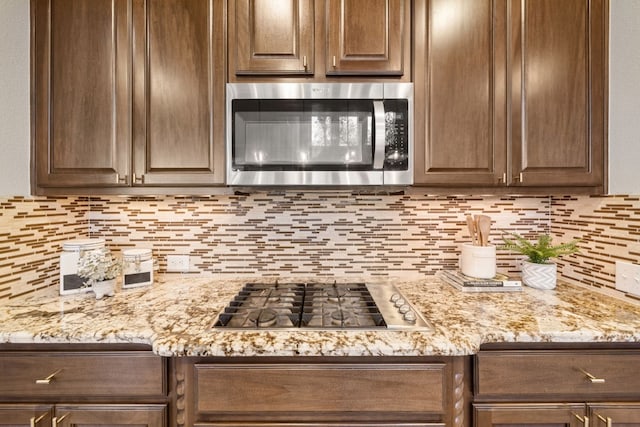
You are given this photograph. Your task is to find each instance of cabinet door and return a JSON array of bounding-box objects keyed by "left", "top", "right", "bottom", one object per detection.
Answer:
[
  {"left": 0, "top": 405, "right": 53, "bottom": 427},
  {"left": 589, "top": 403, "right": 640, "bottom": 427},
  {"left": 414, "top": 0, "right": 508, "bottom": 186},
  {"left": 231, "top": 0, "right": 314, "bottom": 75},
  {"left": 132, "top": 0, "right": 225, "bottom": 186},
  {"left": 474, "top": 403, "right": 587, "bottom": 427},
  {"left": 326, "top": 0, "right": 406, "bottom": 75},
  {"left": 510, "top": 0, "right": 606, "bottom": 187},
  {"left": 53, "top": 404, "right": 165, "bottom": 427},
  {"left": 32, "top": 0, "right": 131, "bottom": 188}
]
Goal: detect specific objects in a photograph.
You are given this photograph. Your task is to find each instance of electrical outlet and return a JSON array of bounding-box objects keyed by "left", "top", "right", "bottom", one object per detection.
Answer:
[
  {"left": 615, "top": 261, "right": 640, "bottom": 297},
  {"left": 166, "top": 254, "right": 190, "bottom": 272}
]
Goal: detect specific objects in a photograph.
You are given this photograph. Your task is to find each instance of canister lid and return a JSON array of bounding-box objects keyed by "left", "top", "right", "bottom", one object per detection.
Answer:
[
  {"left": 62, "top": 238, "right": 105, "bottom": 252},
  {"left": 123, "top": 248, "right": 152, "bottom": 261}
]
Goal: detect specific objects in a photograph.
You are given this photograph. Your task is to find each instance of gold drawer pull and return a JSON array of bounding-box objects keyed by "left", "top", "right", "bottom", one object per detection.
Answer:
[
  {"left": 596, "top": 414, "right": 612, "bottom": 427},
  {"left": 53, "top": 413, "right": 69, "bottom": 427},
  {"left": 30, "top": 413, "right": 47, "bottom": 427},
  {"left": 578, "top": 368, "right": 606, "bottom": 384},
  {"left": 35, "top": 368, "right": 62, "bottom": 385},
  {"left": 573, "top": 413, "right": 590, "bottom": 427}
]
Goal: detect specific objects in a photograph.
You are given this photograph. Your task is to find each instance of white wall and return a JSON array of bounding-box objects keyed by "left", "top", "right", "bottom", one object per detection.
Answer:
[
  {"left": 0, "top": 0, "right": 30, "bottom": 196},
  {"left": 0, "top": 1, "right": 638, "bottom": 196},
  {"left": 608, "top": 0, "right": 640, "bottom": 194}
]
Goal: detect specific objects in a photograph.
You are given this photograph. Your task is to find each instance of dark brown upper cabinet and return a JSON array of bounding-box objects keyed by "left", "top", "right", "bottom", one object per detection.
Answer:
[
  {"left": 230, "top": 0, "right": 315, "bottom": 75},
  {"left": 32, "top": 0, "right": 131, "bottom": 188},
  {"left": 229, "top": 0, "right": 410, "bottom": 80},
  {"left": 326, "top": 0, "right": 405, "bottom": 76},
  {"left": 131, "top": 0, "right": 225, "bottom": 187},
  {"left": 414, "top": 0, "right": 607, "bottom": 192},
  {"left": 31, "top": 0, "right": 226, "bottom": 194}
]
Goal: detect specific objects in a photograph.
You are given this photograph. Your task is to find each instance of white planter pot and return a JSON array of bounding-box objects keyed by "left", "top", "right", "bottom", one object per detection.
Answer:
[
  {"left": 521, "top": 260, "right": 557, "bottom": 290},
  {"left": 92, "top": 279, "right": 116, "bottom": 299}
]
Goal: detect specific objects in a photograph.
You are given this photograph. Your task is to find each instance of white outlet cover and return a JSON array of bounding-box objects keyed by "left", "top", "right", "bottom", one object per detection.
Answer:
[
  {"left": 615, "top": 260, "right": 640, "bottom": 297},
  {"left": 166, "top": 254, "right": 190, "bottom": 272}
]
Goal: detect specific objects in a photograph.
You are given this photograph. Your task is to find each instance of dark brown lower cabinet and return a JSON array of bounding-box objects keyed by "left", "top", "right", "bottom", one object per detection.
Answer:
[
  {"left": 474, "top": 403, "right": 640, "bottom": 427},
  {"left": 587, "top": 403, "right": 640, "bottom": 426},
  {"left": 0, "top": 345, "right": 168, "bottom": 427},
  {"left": 474, "top": 403, "right": 588, "bottom": 427},
  {"left": 0, "top": 404, "right": 166, "bottom": 427},
  {"left": 173, "top": 356, "right": 471, "bottom": 427},
  {"left": 474, "top": 345, "right": 640, "bottom": 427},
  {"left": 0, "top": 404, "right": 53, "bottom": 427},
  {"left": 53, "top": 404, "right": 166, "bottom": 426}
]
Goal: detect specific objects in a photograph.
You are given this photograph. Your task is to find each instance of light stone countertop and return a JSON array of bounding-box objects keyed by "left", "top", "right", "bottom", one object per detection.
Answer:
[{"left": 1, "top": 276, "right": 639, "bottom": 357}]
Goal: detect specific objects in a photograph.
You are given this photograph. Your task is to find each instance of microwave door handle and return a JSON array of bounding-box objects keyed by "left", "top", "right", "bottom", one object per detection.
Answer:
[{"left": 373, "top": 100, "right": 386, "bottom": 169}]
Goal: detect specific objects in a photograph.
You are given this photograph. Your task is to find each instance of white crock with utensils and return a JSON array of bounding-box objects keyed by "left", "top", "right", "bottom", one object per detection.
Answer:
[{"left": 460, "top": 214, "right": 496, "bottom": 278}]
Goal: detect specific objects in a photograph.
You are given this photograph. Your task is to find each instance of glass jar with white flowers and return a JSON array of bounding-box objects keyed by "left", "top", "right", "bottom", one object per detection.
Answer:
[{"left": 77, "top": 248, "right": 123, "bottom": 299}]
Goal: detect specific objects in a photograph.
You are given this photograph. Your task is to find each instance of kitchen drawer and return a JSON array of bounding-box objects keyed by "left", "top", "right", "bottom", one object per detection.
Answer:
[
  {"left": 0, "top": 351, "right": 165, "bottom": 398},
  {"left": 194, "top": 363, "right": 446, "bottom": 420},
  {"left": 475, "top": 350, "right": 640, "bottom": 400}
]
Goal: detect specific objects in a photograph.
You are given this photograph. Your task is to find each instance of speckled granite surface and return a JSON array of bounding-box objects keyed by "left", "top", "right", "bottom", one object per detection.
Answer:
[{"left": 1, "top": 276, "right": 639, "bottom": 357}]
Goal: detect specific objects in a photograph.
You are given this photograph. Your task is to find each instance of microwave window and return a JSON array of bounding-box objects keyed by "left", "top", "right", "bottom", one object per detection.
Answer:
[{"left": 232, "top": 100, "right": 374, "bottom": 170}]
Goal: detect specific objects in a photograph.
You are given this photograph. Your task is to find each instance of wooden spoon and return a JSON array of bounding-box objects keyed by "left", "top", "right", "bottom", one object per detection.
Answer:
[
  {"left": 476, "top": 215, "right": 492, "bottom": 246},
  {"left": 466, "top": 215, "right": 478, "bottom": 245}
]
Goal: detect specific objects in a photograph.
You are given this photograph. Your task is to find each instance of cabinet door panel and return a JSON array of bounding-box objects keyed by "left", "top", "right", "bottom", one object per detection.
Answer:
[
  {"left": 510, "top": 0, "right": 605, "bottom": 186},
  {"left": 33, "top": 0, "right": 131, "bottom": 188},
  {"left": 414, "top": 0, "right": 507, "bottom": 185},
  {"left": 54, "top": 404, "right": 165, "bottom": 427},
  {"left": 326, "top": 0, "right": 405, "bottom": 75},
  {"left": 233, "top": 0, "right": 314, "bottom": 74},
  {"left": 589, "top": 403, "right": 640, "bottom": 427},
  {"left": 474, "top": 403, "right": 586, "bottom": 427},
  {"left": 132, "top": 0, "right": 225, "bottom": 185},
  {"left": 0, "top": 405, "right": 53, "bottom": 427}
]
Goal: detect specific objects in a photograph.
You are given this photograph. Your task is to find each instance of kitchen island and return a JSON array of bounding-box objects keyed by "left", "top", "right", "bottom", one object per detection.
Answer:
[{"left": 2, "top": 277, "right": 640, "bottom": 427}]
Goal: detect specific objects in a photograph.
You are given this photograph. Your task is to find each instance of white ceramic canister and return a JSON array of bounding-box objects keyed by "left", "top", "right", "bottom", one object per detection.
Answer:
[
  {"left": 122, "top": 248, "right": 154, "bottom": 289},
  {"left": 59, "top": 238, "right": 106, "bottom": 295},
  {"left": 459, "top": 243, "right": 497, "bottom": 279}
]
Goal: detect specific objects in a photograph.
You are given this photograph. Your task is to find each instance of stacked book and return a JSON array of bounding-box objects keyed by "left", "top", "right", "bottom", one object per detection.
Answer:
[{"left": 438, "top": 270, "right": 522, "bottom": 292}]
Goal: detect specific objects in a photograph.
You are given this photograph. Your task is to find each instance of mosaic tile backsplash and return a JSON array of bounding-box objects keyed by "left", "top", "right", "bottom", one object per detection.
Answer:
[
  {"left": 0, "top": 197, "right": 89, "bottom": 299},
  {"left": 1, "top": 193, "right": 639, "bottom": 304},
  {"left": 552, "top": 195, "right": 640, "bottom": 302}
]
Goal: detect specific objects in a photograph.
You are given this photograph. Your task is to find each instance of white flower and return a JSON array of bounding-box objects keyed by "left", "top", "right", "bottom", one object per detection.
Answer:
[{"left": 77, "top": 248, "right": 122, "bottom": 287}]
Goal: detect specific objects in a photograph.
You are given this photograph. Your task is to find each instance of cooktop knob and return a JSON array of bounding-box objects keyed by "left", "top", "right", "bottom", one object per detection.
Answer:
[
  {"left": 394, "top": 298, "right": 406, "bottom": 308},
  {"left": 403, "top": 311, "right": 416, "bottom": 323},
  {"left": 390, "top": 293, "right": 401, "bottom": 303},
  {"left": 398, "top": 304, "right": 411, "bottom": 314}
]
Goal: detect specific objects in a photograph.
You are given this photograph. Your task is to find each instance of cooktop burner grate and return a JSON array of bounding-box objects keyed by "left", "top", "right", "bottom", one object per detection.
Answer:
[{"left": 213, "top": 282, "right": 430, "bottom": 330}]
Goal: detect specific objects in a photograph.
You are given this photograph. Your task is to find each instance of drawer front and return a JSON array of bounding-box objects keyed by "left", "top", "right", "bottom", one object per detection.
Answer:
[
  {"left": 195, "top": 363, "right": 446, "bottom": 418},
  {"left": 476, "top": 350, "right": 640, "bottom": 399},
  {"left": 0, "top": 352, "right": 165, "bottom": 398}
]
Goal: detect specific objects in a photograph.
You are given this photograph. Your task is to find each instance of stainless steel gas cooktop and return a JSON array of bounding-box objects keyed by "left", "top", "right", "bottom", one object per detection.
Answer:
[{"left": 212, "top": 282, "right": 431, "bottom": 330}]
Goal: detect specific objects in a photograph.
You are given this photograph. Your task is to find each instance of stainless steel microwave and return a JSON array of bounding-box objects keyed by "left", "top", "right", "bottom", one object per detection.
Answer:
[{"left": 226, "top": 83, "right": 413, "bottom": 186}]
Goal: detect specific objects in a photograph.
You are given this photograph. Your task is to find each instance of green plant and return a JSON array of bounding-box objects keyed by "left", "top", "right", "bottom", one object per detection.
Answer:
[
  {"left": 77, "top": 248, "right": 122, "bottom": 286},
  {"left": 501, "top": 233, "right": 580, "bottom": 264}
]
